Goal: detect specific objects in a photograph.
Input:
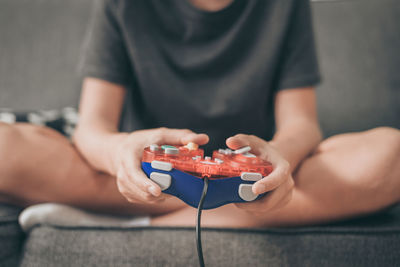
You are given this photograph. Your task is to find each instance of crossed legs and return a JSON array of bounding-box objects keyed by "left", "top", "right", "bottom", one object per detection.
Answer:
[{"left": 0, "top": 122, "right": 399, "bottom": 227}]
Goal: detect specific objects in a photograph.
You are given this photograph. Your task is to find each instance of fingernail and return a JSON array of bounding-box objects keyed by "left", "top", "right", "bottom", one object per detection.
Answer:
[{"left": 148, "top": 185, "right": 160, "bottom": 197}]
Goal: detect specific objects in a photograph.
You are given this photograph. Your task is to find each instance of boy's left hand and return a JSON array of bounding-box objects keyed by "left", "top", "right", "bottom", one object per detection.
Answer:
[{"left": 226, "top": 134, "right": 294, "bottom": 214}]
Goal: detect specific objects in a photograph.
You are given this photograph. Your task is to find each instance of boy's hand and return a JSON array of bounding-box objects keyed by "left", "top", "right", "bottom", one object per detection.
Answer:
[
  {"left": 112, "top": 128, "right": 209, "bottom": 204},
  {"left": 226, "top": 134, "right": 294, "bottom": 214}
]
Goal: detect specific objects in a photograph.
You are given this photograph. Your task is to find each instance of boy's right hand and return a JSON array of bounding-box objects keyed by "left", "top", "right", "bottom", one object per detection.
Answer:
[{"left": 111, "top": 128, "right": 209, "bottom": 204}]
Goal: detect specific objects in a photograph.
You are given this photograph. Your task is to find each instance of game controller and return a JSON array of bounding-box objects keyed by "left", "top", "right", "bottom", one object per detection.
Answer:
[{"left": 141, "top": 143, "right": 273, "bottom": 209}]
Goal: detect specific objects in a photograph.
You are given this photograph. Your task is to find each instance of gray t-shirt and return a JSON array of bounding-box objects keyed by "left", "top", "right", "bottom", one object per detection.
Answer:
[{"left": 81, "top": 0, "right": 321, "bottom": 151}]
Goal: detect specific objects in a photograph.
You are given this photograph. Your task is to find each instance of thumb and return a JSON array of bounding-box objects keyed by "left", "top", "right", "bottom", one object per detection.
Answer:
[
  {"left": 226, "top": 134, "right": 264, "bottom": 154},
  {"left": 156, "top": 128, "right": 209, "bottom": 146}
]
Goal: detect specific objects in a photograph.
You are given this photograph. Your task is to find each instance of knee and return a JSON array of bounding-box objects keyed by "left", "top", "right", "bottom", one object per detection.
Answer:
[
  {"left": 369, "top": 127, "right": 400, "bottom": 161},
  {"left": 355, "top": 127, "right": 400, "bottom": 197}
]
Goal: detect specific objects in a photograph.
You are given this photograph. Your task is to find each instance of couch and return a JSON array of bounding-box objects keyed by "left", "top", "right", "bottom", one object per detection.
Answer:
[{"left": 0, "top": 0, "right": 399, "bottom": 266}]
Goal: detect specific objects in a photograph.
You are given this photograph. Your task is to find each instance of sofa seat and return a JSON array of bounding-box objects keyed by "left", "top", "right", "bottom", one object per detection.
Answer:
[
  {"left": 0, "top": 204, "right": 24, "bottom": 266},
  {"left": 16, "top": 205, "right": 400, "bottom": 267}
]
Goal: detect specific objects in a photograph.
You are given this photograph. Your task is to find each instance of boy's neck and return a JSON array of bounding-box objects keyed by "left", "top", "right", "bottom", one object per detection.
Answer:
[{"left": 187, "top": 0, "right": 234, "bottom": 12}]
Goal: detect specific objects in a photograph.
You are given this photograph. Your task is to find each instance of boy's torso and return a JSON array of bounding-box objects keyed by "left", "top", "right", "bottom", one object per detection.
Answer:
[{"left": 84, "top": 0, "right": 319, "bottom": 151}]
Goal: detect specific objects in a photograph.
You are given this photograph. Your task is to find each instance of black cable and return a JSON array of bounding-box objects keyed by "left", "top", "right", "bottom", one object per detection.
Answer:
[{"left": 196, "top": 177, "right": 209, "bottom": 267}]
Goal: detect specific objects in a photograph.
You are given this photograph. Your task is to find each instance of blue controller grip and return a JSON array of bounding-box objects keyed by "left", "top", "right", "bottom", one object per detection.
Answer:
[{"left": 142, "top": 162, "right": 265, "bottom": 209}]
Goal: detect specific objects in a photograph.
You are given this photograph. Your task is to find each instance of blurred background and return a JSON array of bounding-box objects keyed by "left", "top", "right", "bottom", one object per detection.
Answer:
[{"left": 0, "top": 0, "right": 399, "bottom": 137}]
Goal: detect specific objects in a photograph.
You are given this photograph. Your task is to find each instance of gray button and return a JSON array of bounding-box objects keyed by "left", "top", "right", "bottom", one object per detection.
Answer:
[
  {"left": 238, "top": 184, "right": 258, "bottom": 201},
  {"left": 150, "top": 172, "right": 171, "bottom": 190},
  {"left": 234, "top": 146, "right": 251, "bottom": 154},
  {"left": 241, "top": 172, "right": 262, "bottom": 181},
  {"left": 164, "top": 147, "right": 179, "bottom": 155},
  {"left": 151, "top": 160, "right": 172, "bottom": 171}
]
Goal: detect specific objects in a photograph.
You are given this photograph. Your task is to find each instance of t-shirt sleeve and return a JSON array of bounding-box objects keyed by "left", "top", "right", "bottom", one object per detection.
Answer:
[
  {"left": 276, "top": 0, "right": 321, "bottom": 91},
  {"left": 79, "top": 0, "right": 132, "bottom": 87}
]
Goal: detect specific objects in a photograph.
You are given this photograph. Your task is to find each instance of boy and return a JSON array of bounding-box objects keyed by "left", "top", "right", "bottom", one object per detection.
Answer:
[{"left": 0, "top": 0, "right": 399, "bottom": 228}]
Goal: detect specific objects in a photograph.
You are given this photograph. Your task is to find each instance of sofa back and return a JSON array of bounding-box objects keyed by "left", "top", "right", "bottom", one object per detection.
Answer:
[
  {"left": 0, "top": 0, "right": 399, "bottom": 136},
  {"left": 0, "top": 0, "right": 93, "bottom": 110}
]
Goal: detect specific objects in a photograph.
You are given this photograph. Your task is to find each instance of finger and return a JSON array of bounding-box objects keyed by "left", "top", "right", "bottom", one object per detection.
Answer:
[
  {"left": 116, "top": 168, "right": 164, "bottom": 203},
  {"left": 122, "top": 151, "right": 163, "bottom": 197},
  {"left": 236, "top": 176, "right": 294, "bottom": 212},
  {"left": 181, "top": 133, "right": 209, "bottom": 146},
  {"left": 121, "top": 181, "right": 165, "bottom": 204},
  {"left": 225, "top": 134, "right": 264, "bottom": 154},
  {"left": 156, "top": 128, "right": 209, "bottom": 146},
  {"left": 252, "top": 162, "right": 290, "bottom": 194}
]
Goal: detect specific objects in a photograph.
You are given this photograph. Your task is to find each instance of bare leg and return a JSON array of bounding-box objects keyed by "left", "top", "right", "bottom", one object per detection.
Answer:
[
  {"left": 0, "top": 122, "right": 186, "bottom": 216},
  {"left": 152, "top": 127, "right": 400, "bottom": 227}
]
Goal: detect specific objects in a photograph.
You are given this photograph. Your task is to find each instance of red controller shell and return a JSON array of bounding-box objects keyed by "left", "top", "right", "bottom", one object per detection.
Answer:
[{"left": 142, "top": 146, "right": 273, "bottom": 179}]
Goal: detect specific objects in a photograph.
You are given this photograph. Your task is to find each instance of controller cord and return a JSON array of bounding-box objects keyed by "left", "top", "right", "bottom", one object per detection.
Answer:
[{"left": 196, "top": 177, "right": 209, "bottom": 267}]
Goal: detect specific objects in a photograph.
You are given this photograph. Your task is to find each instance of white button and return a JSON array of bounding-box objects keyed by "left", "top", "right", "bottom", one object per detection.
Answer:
[
  {"left": 150, "top": 144, "right": 159, "bottom": 151},
  {"left": 242, "top": 152, "right": 256, "bottom": 158},
  {"left": 214, "top": 158, "right": 224, "bottom": 164},
  {"left": 223, "top": 149, "right": 232, "bottom": 155},
  {"left": 151, "top": 160, "right": 172, "bottom": 171},
  {"left": 240, "top": 172, "right": 262, "bottom": 181},
  {"left": 150, "top": 172, "right": 171, "bottom": 190},
  {"left": 234, "top": 146, "right": 251, "bottom": 154},
  {"left": 238, "top": 184, "right": 258, "bottom": 201}
]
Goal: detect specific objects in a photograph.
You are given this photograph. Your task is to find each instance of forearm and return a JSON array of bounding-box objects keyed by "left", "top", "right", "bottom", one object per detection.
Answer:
[
  {"left": 73, "top": 123, "right": 127, "bottom": 176},
  {"left": 270, "top": 119, "right": 322, "bottom": 172}
]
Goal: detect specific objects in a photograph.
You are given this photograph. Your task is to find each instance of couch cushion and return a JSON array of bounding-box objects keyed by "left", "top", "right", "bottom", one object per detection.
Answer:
[
  {"left": 0, "top": 204, "right": 24, "bottom": 267},
  {"left": 20, "top": 205, "right": 400, "bottom": 267},
  {"left": 314, "top": 0, "right": 400, "bottom": 136}
]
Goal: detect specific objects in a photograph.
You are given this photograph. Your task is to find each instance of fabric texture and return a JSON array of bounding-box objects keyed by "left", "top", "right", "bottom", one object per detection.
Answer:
[
  {"left": 19, "top": 205, "right": 400, "bottom": 267},
  {"left": 0, "top": 204, "right": 24, "bottom": 267},
  {"left": 80, "top": 0, "right": 321, "bottom": 152}
]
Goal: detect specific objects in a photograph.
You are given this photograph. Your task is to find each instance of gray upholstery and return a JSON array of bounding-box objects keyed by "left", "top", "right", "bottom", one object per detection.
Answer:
[
  {"left": 0, "top": 204, "right": 24, "bottom": 267},
  {"left": 0, "top": 0, "right": 399, "bottom": 266},
  {"left": 19, "top": 206, "right": 400, "bottom": 267},
  {"left": 0, "top": 0, "right": 93, "bottom": 110},
  {"left": 313, "top": 0, "right": 400, "bottom": 136}
]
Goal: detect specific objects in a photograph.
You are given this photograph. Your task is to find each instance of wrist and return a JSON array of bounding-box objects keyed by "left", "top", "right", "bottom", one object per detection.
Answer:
[
  {"left": 105, "top": 132, "right": 130, "bottom": 176},
  {"left": 73, "top": 125, "right": 129, "bottom": 175}
]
